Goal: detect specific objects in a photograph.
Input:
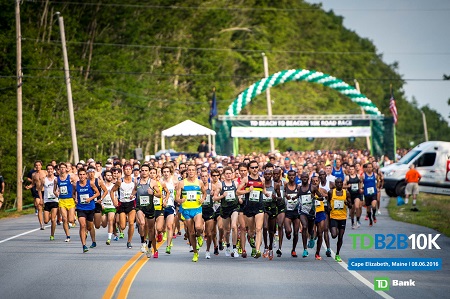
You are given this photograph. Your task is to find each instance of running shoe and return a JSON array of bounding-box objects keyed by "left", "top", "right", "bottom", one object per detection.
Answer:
[
  {"left": 166, "top": 246, "right": 171, "bottom": 254},
  {"left": 225, "top": 247, "right": 231, "bottom": 257},
  {"left": 286, "top": 233, "right": 291, "bottom": 240},
  {"left": 163, "top": 231, "right": 167, "bottom": 241},
  {"left": 335, "top": 255, "right": 342, "bottom": 262},
  {"left": 65, "top": 237, "right": 71, "bottom": 243},
  {"left": 146, "top": 249, "right": 152, "bottom": 259},
  {"left": 219, "top": 242, "right": 224, "bottom": 251},
  {"left": 119, "top": 232, "right": 125, "bottom": 239},
  {"left": 192, "top": 252, "right": 199, "bottom": 262},
  {"left": 308, "top": 238, "right": 315, "bottom": 249},
  {"left": 113, "top": 235, "right": 119, "bottom": 241},
  {"left": 373, "top": 216, "right": 377, "bottom": 224},
  {"left": 153, "top": 250, "right": 159, "bottom": 258},
  {"left": 254, "top": 250, "right": 261, "bottom": 259},
  {"left": 242, "top": 250, "right": 247, "bottom": 258},
  {"left": 127, "top": 242, "right": 132, "bottom": 249},
  {"left": 184, "top": 233, "right": 188, "bottom": 240},
  {"left": 302, "top": 249, "right": 308, "bottom": 258},
  {"left": 205, "top": 251, "right": 211, "bottom": 259},
  {"left": 90, "top": 242, "right": 97, "bottom": 248},
  {"left": 49, "top": 236, "right": 54, "bottom": 241},
  {"left": 157, "top": 233, "right": 163, "bottom": 243},
  {"left": 315, "top": 253, "right": 322, "bottom": 260},
  {"left": 291, "top": 250, "right": 298, "bottom": 258},
  {"left": 365, "top": 215, "right": 368, "bottom": 221},
  {"left": 106, "top": 239, "right": 111, "bottom": 245},
  {"left": 357, "top": 221, "right": 361, "bottom": 228},
  {"left": 140, "top": 243, "right": 148, "bottom": 253},
  {"left": 263, "top": 248, "right": 269, "bottom": 258},
  {"left": 249, "top": 238, "right": 256, "bottom": 248},
  {"left": 351, "top": 223, "right": 356, "bottom": 229},
  {"left": 57, "top": 221, "right": 62, "bottom": 225},
  {"left": 276, "top": 249, "right": 282, "bottom": 257},
  {"left": 83, "top": 245, "right": 89, "bottom": 253},
  {"left": 232, "top": 248, "right": 239, "bottom": 258},
  {"left": 197, "top": 235, "right": 204, "bottom": 248},
  {"left": 369, "top": 220, "right": 373, "bottom": 227},
  {"left": 177, "top": 231, "right": 182, "bottom": 236},
  {"left": 173, "top": 233, "right": 177, "bottom": 239},
  {"left": 40, "top": 226, "right": 45, "bottom": 230},
  {"left": 326, "top": 249, "right": 331, "bottom": 257},
  {"left": 214, "top": 246, "right": 219, "bottom": 255},
  {"left": 377, "top": 210, "right": 381, "bottom": 215},
  {"left": 251, "top": 248, "right": 256, "bottom": 257},
  {"left": 236, "top": 239, "right": 241, "bottom": 252},
  {"left": 170, "top": 240, "right": 174, "bottom": 247},
  {"left": 268, "top": 250, "right": 274, "bottom": 260}
]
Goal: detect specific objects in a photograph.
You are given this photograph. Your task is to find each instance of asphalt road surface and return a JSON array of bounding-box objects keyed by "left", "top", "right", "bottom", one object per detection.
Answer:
[{"left": 1, "top": 193, "right": 449, "bottom": 299}]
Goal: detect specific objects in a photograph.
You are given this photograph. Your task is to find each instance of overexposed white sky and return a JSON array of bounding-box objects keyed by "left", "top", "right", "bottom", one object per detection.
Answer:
[{"left": 307, "top": 0, "right": 450, "bottom": 124}]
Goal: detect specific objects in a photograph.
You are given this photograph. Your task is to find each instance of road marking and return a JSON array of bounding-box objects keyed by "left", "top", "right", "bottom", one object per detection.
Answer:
[
  {"left": 0, "top": 225, "right": 50, "bottom": 244},
  {"left": 323, "top": 246, "right": 394, "bottom": 299},
  {"left": 102, "top": 252, "right": 143, "bottom": 299}
]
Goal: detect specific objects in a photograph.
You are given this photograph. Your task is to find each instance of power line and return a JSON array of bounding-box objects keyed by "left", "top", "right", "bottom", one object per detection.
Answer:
[{"left": 24, "top": 1, "right": 450, "bottom": 12}]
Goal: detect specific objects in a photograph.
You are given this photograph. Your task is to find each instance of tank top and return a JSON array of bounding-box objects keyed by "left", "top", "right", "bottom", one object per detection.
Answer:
[
  {"left": 44, "top": 176, "right": 57, "bottom": 203},
  {"left": 363, "top": 173, "right": 377, "bottom": 196},
  {"left": 332, "top": 167, "right": 345, "bottom": 181},
  {"left": 275, "top": 180, "right": 286, "bottom": 208},
  {"left": 319, "top": 180, "right": 331, "bottom": 207},
  {"left": 244, "top": 176, "right": 264, "bottom": 208},
  {"left": 202, "top": 182, "right": 214, "bottom": 209},
  {"left": 94, "top": 178, "right": 102, "bottom": 202},
  {"left": 136, "top": 178, "right": 154, "bottom": 209},
  {"left": 76, "top": 180, "right": 95, "bottom": 210},
  {"left": 102, "top": 183, "right": 115, "bottom": 209},
  {"left": 181, "top": 178, "right": 202, "bottom": 209},
  {"left": 298, "top": 184, "right": 313, "bottom": 214},
  {"left": 263, "top": 181, "right": 275, "bottom": 207},
  {"left": 153, "top": 182, "right": 163, "bottom": 210},
  {"left": 330, "top": 189, "right": 347, "bottom": 220},
  {"left": 347, "top": 175, "right": 360, "bottom": 195},
  {"left": 284, "top": 183, "right": 298, "bottom": 212},
  {"left": 221, "top": 181, "right": 238, "bottom": 208},
  {"left": 165, "top": 180, "right": 176, "bottom": 207},
  {"left": 57, "top": 174, "right": 73, "bottom": 199},
  {"left": 119, "top": 179, "right": 135, "bottom": 203}
]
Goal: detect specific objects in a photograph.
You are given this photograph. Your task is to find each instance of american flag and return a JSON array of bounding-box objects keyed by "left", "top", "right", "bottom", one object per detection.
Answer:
[{"left": 389, "top": 92, "right": 398, "bottom": 125}]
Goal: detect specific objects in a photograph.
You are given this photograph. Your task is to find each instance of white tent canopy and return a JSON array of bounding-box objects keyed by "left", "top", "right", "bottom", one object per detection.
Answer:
[{"left": 161, "top": 120, "right": 216, "bottom": 153}]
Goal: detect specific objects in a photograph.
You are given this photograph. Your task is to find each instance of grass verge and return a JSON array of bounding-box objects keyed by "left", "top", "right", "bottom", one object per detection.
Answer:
[
  {"left": 388, "top": 193, "right": 450, "bottom": 237},
  {"left": 0, "top": 208, "right": 35, "bottom": 219}
]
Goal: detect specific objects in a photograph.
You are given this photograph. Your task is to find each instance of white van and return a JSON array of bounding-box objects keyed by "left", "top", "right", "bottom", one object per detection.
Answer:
[{"left": 381, "top": 141, "right": 450, "bottom": 197}]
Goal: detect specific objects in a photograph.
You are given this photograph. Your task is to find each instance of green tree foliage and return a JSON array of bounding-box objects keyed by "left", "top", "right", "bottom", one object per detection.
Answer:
[{"left": 0, "top": 0, "right": 449, "bottom": 204}]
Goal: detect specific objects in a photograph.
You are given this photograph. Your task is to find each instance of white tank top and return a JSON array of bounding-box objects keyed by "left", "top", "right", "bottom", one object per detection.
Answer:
[
  {"left": 165, "top": 179, "right": 175, "bottom": 207},
  {"left": 119, "top": 179, "right": 135, "bottom": 203},
  {"left": 44, "top": 177, "right": 58, "bottom": 203},
  {"left": 320, "top": 180, "right": 331, "bottom": 192},
  {"left": 102, "top": 183, "right": 115, "bottom": 209}
]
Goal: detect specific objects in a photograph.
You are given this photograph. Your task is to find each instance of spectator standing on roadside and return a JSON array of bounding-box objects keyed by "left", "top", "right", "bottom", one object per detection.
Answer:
[
  {"left": 405, "top": 164, "right": 421, "bottom": 211},
  {"left": 197, "top": 140, "right": 208, "bottom": 158}
]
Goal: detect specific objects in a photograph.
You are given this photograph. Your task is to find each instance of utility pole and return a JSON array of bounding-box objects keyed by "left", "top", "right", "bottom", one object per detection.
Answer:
[
  {"left": 421, "top": 110, "right": 429, "bottom": 141},
  {"left": 57, "top": 12, "right": 79, "bottom": 163},
  {"left": 354, "top": 80, "right": 371, "bottom": 152},
  {"left": 262, "top": 53, "right": 275, "bottom": 153},
  {"left": 16, "top": 0, "right": 23, "bottom": 211}
]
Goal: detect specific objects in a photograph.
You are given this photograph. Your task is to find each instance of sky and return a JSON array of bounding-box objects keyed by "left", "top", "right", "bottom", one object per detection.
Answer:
[{"left": 307, "top": 0, "right": 450, "bottom": 125}]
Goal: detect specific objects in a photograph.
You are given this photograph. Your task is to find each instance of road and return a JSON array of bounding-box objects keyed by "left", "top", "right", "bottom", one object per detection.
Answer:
[{"left": 0, "top": 193, "right": 449, "bottom": 299}]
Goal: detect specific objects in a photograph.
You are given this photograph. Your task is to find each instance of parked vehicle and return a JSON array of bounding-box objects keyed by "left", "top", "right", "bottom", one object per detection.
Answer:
[{"left": 381, "top": 141, "right": 450, "bottom": 197}]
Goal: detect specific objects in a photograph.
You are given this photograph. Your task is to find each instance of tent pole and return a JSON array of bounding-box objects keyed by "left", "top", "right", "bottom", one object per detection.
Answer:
[
  {"left": 208, "top": 134, "right": 212, "bottom": 155},
  {"left": 161, "top": 134, "right": 165, "bottom": 151}
]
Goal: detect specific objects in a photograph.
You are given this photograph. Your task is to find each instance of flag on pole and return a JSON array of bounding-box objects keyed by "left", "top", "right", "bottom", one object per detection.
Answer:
[
  {"left": 389, "top": 87, "right": 398, "bottom": 125},
  {"left": 209, "top": 87, "right": 217, "bottom": 125}
]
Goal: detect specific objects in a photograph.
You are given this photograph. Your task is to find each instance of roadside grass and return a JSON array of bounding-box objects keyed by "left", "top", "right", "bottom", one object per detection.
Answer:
[
  {"left": 0, "top": 208, "right": 35, "bottom": 219},
  {"left": 388, "top": 193, "right": 450, "bottom": 237}
]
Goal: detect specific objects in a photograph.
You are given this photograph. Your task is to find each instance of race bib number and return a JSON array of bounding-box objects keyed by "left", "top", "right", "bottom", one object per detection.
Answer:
[
  {"left": 79, "top": 194, "right": 89, "bottom": 204},
  {"left": 123, "top": 191, "right": 132, "bottom": 200},
  {"left": 334, "top": 200, "right": 344, "bottom": 210},
  {"left": 301, "top": 194, "right": 312, "bottom": 205},
  {"left": 249, "top": 191, "right": 260, "bottom": 202},
  {"left": 140, "top": 196, "right": 150, "bottom": 206},
  {"left": 287, "top": 200, "right": 297, "bottom": 211},
  {"left": 186, "top": 191, "right": 197, "bottom": 201},
  {"left": 263, "top": 191, "right": 273, "bottom": 202},
  {"left": 351, "top": 183, "right": 359, "bottom": 191},
  {"left": 225, "top": 191, "right": 235, "bottom": 201},
  {"left": 60, "top": 186, "right": 68, "bottom": 196},
  {"left": 367, "top": 187, "right": 375, "bottom": 195},
  {"left": 153, "top": 197, "right": 161, "bottom": 206},
  {"left": 203, "top": 195, "right": 211, "bottom": 204},
  {"left": 103, "top": 196, "right": 112, "bottom": 206}
]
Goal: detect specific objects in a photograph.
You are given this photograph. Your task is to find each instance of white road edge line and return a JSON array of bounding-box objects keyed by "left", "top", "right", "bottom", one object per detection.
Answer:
[
  {"left": 0, "top": 225, "right": 51, "bottom": 244},
  {"left": 323, "top": 244, "right": 394, "bottom": 299}
]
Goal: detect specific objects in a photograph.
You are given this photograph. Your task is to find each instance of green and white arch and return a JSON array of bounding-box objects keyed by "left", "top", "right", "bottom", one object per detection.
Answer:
[{"left": 217, "top": 68, "right": 383, "bottom": 154}]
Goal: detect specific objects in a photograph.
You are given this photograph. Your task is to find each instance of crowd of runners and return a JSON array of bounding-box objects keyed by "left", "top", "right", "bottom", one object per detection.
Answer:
[{"left": 26, "top": 148, "right": 388, "bottom": 262}]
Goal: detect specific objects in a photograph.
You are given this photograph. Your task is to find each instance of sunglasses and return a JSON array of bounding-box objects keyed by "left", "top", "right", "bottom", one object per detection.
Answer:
[
  {"left": 212, "top": 174, "right": 220, "bottom": 177},
  {"left": 250, "top": 166, "right": 258, "bottom": 169}
]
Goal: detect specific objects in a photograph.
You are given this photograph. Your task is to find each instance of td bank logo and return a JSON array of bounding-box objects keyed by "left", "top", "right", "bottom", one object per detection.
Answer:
[
  {"left": 374, "top": 277, "right": 416, "bottom": 291},
  {"left": 374, "top": 277, "right": 390, "bottom": 291}
]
